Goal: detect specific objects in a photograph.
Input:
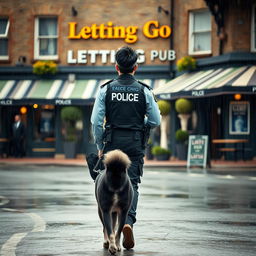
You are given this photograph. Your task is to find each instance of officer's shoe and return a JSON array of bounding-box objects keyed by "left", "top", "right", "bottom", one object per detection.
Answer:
[{"left": 122, "top": 224, "right": 135, "bottom": 250}]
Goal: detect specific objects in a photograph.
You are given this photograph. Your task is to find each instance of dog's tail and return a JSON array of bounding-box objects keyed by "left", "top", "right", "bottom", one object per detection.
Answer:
[{"left": 104, "top": 150, "right": 131, "bottom": 172}]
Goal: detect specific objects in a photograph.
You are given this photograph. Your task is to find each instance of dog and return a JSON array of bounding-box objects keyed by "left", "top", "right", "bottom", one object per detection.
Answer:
[{"left": 95, "top": 149, "right": 133, "bottom": 254}]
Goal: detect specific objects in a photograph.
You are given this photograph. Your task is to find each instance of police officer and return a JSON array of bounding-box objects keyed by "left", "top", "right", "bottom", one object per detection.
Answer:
[{"left": 91, "top": 46, "right": 161, "bottom": 249}]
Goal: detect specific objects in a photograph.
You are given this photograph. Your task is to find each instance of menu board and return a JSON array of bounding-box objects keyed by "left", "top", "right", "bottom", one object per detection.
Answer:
[{"left": 187, "top": 135, "right": 208, "bottom": 168}]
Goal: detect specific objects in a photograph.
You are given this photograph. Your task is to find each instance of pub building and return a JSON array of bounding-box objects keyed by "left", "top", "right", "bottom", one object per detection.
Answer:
[
  {"left": 0, "top": 0, "right": 255, "bottom": 161},
  {"left": 0, "top": 0, "right": 172, "bottom": 158},
  {"left": 154, "top": 0, "right": 256, "bottom": 161}
]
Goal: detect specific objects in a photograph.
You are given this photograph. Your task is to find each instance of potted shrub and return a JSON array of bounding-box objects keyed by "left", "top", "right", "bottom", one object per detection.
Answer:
[
  {"left": 151, "top": 145, "right": 171, "bottom": 161},
  {"left": 175, "top": 129, "right": 189, "bottom": 160},
  {"left": 175, "top": 98, "right": 193, "bottom": 131},
  {"left": 61, "top": 106, "right": 82, "bottom": 158},
  {"left": 157, "top": 100, "right": 171, "bottom": 149}
]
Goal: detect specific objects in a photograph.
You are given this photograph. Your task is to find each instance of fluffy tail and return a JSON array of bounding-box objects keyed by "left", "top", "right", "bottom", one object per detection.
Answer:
[{"left": 104, "top": 150, "right": 131, "bottom": 172}]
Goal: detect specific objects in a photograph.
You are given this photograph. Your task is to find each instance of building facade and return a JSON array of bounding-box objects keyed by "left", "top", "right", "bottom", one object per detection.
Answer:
[
  {"left": 0, "top": 0, "right": 256, "bottom": 160},
  {"left": 0, "top": 0, "right": 173, "bottom": 158},
  {"left": 156, "top": 0, "right": 256, "bottom": 161}
]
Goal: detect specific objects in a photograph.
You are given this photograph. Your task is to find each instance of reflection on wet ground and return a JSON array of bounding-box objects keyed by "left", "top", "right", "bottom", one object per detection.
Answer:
[{"left": 0, "top": 165, "right": 256, "bottom": 256}]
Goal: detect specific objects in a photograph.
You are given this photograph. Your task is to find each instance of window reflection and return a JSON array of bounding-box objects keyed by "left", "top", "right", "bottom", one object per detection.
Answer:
[{"left": 33, "top": 105, "right": 55, "bottom": 142}]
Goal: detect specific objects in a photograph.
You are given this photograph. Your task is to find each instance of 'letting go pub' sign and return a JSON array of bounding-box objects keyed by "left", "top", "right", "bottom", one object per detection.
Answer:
[{"left": 67, "top": 20, "right": 176, "bottom": 64}]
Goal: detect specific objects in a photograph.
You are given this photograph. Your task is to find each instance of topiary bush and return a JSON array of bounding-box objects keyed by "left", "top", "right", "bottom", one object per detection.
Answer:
[
  {"left": 175, "top": 98, "right": 193, "bottom": 114},
  {"left": 157, "top": 100, "right": 171, "bottom": 116},
  {"left": 175, "top": 129, "right": 189, "bottom": 143},
  {"left": 61, "top": 106, "right": 82, "bottom": 122}
]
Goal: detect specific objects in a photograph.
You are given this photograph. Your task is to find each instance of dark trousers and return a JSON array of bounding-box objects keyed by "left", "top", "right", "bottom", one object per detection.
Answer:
[
  {"left": 13, "top": 138, "right": 24, "bottom": 157},
  {"left": 104, "top": 129, "right": 144, "bottom": 226},
  {"left": 127, "top": 179, "right": 139, "bottom": 226}
]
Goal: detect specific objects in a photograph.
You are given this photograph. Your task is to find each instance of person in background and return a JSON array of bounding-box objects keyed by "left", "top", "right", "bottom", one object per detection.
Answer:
[{"left": 12, "top": 114, "right": 25, "bottom": 158}]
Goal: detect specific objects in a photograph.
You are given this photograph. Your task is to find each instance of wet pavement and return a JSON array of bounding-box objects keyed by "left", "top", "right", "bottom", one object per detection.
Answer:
[{"left": 0, "top": 165, "right": 256, "bottom": 256}]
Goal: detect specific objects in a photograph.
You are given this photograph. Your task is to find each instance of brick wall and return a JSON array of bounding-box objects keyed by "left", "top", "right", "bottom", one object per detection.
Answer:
[
  {"left": 0, "top": 0, "right": 254, "bottom": 67},
  {"left": 0, "top": 0, "right": 171, "bottom": 66},
  {"left": 173, "top": 0, "right": 254, "bottom": 65},
  {"left": 224, "top": 5, "right": 253, "bottom": 53}
]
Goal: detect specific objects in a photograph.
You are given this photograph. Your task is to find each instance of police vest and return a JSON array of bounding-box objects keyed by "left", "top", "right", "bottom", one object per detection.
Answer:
[{"left": 104, "top": 79, "right": 147, "bottom": 130}]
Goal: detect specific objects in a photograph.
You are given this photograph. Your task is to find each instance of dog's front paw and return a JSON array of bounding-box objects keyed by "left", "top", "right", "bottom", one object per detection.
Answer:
[
  {"left": 103, "top": 240, "right": 109, "bottom": 249},
  {"left": 115, "top": 238, "right": 121, "bottom": 251},
  {"left": 116, "top": 243, "right": 121, "bottom": 251},
  {"left": 108, "top": 244, "right": 117, "bottom": 255}
]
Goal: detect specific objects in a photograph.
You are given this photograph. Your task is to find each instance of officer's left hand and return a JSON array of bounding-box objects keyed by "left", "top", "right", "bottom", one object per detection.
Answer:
[{"left": 98, "top": 150, "right": 103, "bottom": 158}]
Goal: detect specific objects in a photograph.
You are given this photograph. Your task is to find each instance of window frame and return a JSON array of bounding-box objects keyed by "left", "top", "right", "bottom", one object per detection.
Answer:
[
  {"left": 251, "top": 4, "right": 256, "bottom": 52},
  {"left": 0, "top": 17, "right": 10, "bottom": 60},
  {"left": 34, "top": 16, "right": 58, "bottom": 60},
  {"left": 188, "top": 9, "right": 212, "bottom": 56}
]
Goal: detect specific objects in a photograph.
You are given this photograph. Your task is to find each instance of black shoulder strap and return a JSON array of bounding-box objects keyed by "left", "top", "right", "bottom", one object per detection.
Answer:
[
  {"left": 100, "top": 79, "right": 114, "bottom": 88},
  {"left": 138, "top": 80, "right": 158, "bottom": 102},
  {"left": 137, "top": 80, "right": 152, "bottom": 90}
]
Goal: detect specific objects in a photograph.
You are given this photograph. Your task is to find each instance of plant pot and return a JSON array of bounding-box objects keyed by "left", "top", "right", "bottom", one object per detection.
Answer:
[
  {"left": 155, "top": 153, "right": 170, "bottom": 161},
  {"left": 145, "top": 145, "right": 154, "bottom": 160},
  {"left": 63, "top": 141, "right": 76, "bottom": 159},
  {"left": 176, "top": 143, "right": 188, "bottom": 160}
]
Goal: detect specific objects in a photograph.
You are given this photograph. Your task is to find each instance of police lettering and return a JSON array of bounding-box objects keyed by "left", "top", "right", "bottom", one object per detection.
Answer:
[
  {"left": 111, "top": 92, "right": 139, "bottom": 102},
  {"left": 192, "top": 90, "right": 204, "bottom": 96},
  {"left": 0, "top": 100, "right": 12, "bottom": 105},
  {"left": 55, "top": 99, "right": 72, "bottom": 105}
]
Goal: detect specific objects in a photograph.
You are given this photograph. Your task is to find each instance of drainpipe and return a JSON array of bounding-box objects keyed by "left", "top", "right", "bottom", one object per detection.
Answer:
[
  {"left": 219, "top": 36, "right": 223, "bottom": 55},
  {"left": 169, "top": 0, "right": 175, "bottom": 78}
]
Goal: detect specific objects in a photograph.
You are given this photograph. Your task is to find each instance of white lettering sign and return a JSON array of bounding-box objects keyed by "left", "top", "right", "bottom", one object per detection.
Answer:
[
  {"left": 67, "top": 49, "right": 175, "bottom": 64},
  {"left": 0, "top": 100, "right": 12, "bottom": 105},
  {"left": 192, "top": 90, "right": 204, "bottom": 96},
  {"left": 150, "top": 50, "right": 176, "bottom": 61},
  {"left": 159, "top": 94, "right": 171, "bottom": 99},
  {"left": 55, "top": 99, "right": 72, "bottom": 105},
  {"left": 111, "top": 93, "right": 139, "bottom": 102}
]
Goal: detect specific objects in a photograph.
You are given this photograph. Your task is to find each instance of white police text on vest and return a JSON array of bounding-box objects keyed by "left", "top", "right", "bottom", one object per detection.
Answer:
[{"left": 111, "top": 92, "right": 139, "bottom": 102}]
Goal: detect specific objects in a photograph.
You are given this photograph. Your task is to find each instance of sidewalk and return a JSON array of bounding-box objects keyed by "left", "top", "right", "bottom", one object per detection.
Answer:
[{"left": 0, "top": 157, "right": 256, "bottom": 169}]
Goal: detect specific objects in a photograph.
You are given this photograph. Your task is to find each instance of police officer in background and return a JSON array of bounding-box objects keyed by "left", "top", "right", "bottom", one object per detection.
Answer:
[{"left": 91, "top": 46, "right": 161, "bottom": 249}]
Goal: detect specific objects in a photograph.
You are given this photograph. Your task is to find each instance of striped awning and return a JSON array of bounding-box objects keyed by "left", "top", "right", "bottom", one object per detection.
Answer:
[
  {"left": 154, "top": 66, "right": 256, "bottom": 100},
  {"left": 0, "top": 78, "right": 163, "bottom": 105}
]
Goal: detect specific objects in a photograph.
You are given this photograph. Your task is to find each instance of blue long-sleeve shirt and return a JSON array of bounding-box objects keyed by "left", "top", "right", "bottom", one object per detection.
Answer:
[{"left": 91, "top": 80, "right": 161, "bottom": 150}]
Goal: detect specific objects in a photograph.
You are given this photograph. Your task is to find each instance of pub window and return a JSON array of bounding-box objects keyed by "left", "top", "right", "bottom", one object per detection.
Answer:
[
  {"left": 0, "top": 18, "right": 10, "bottom": 60},
  {"left": 189, "top": 10, "right": 211, "bottom": 55},
  {"left": 33, "top": 105, "right": 55, "bottom": 142},
  {"left": 34, "top": 17, "right": 58, "bottom": 60},
  {"left": 251, "top": 5, "right": 256, "bottom": 52}
]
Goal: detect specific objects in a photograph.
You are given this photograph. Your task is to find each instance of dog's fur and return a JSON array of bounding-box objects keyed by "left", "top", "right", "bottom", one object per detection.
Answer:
[{"left": 95, "top": 150, "right": 133, "bottom": 254}]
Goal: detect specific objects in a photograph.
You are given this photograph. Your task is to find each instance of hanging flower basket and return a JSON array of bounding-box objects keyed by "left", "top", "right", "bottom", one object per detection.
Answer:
[
  {"left": 33, "top": 60, "right": 58, "bottom": 76},
  {"left": 177, "top": 56, "right": 196, "bottom": 72}
]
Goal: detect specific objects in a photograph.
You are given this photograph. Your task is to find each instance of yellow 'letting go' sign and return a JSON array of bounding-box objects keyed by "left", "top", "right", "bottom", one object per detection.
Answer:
[{"left": 68, "top": 21, "right": 171, "bottom": 43}]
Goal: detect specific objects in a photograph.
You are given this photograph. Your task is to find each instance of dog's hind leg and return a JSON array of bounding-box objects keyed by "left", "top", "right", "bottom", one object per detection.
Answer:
[
  {"left": 115, "top": 211, "right": 127, "bottom": 251},
  {"left": 102, "top": 211, "right": 117, "bottom": 255},
  {"left": 103, "top": 228, "right": 109, "bottom": 249},
  {"left": 98, "top": 207, "right": 109, "bottom": 249},
  {"left": 111, "top": 212, "right": 120, "bottom": 251}
]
